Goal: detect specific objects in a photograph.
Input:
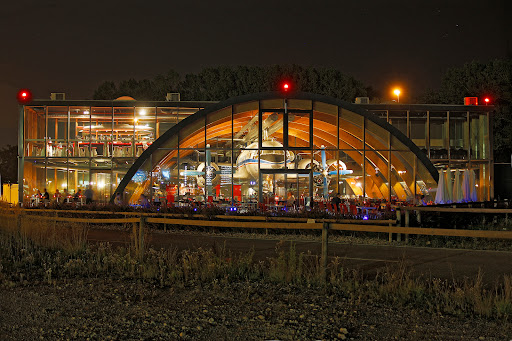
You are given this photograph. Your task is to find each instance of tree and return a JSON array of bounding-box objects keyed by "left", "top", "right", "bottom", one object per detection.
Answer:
[
  {"left": 92, "top": 65, "right": 370, "bottom": 102},
  {"left": 421, "top": 59, "right": 512, "bottom": 163},
  {"left": 0, "top": 145, "right": 18, "bottom": 184}
]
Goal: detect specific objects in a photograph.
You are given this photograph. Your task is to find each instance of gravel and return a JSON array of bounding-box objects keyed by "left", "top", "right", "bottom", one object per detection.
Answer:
[{"left": 1, "top": 279, "right": 510, "bottom": 340}]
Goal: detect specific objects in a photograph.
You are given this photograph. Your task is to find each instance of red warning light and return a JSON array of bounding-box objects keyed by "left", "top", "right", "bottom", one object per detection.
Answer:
[
  {"left": 283, "top": 83, "right": 290, "bottom": 91},
  {"left": 17, "top": 89, "right": 32, "bottom": 104},
  {"left": 484, "top": 97, "right": 490, "bottom": 104}
]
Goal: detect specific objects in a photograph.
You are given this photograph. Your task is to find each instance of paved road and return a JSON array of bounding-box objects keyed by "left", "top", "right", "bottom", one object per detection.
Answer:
[{"left": 87, "top": 228, "right": 512, "bottom": 284}]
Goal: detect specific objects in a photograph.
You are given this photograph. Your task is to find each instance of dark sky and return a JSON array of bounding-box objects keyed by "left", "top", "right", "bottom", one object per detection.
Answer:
[{"left": 0, "top": 0, "right": 509, "bottom": 146}]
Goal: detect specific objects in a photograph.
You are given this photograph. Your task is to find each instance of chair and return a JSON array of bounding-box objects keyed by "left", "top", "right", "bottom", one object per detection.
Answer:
[{"left": 341, "top": 204, "right": 348, "bottom": 215}]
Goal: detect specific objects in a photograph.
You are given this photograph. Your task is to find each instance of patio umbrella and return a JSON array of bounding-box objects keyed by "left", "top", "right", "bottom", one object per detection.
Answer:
[
  {"left": 434, "top": 170, "right": 446, "bottom": 204},
  {"left": 445, "top": 168, "right": 453, "bottom": 204},
  {"left": 470, "top": 170, "right": 478, "bottom": 202},
  {"left": 452, "top": 169, "right": 463, "bottom": 203},
  {"left": 462, "top": 169, "right": 471, "bottom": 202}
]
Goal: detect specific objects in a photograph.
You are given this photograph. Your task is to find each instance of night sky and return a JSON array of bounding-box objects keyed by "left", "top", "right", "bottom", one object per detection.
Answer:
[{"left": 0, "top": 0, "right": 509, "bottom": 146}]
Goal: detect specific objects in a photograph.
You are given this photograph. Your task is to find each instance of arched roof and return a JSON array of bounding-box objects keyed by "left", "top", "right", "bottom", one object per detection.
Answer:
[{"left": 111, "top": 91, "right": 439, "bottom": 202}]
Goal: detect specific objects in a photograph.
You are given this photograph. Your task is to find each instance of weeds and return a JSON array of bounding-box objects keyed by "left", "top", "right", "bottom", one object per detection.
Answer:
[{"left": 0, "top": 214, "right": 511, "bottom": 321}]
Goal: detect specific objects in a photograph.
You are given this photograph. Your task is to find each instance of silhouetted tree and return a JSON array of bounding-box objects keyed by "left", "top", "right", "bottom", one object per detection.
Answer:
[
  {"left": 0, "top": 145, "right": 18, "bottom": 184},
  {"left": 92, "top": 65, "right": 370, "bottom": 102}
]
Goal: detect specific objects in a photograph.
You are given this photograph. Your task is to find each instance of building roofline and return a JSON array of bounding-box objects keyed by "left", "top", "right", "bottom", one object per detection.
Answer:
[
  {"left": 357, "top": 103, "right": 495, "bottom": 112},
  {"left": 24, "top": 99, "right": 217, "bottom": 108}
]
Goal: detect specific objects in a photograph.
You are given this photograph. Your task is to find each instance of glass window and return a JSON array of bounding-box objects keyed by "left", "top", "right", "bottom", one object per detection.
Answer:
[
  {"left": 24, "top": 106, "right": 46, "bottom": 157},
  {"left": 429, "top": 112, "right": 448, "bottom": 159},
  {"left": 206, "top": 106, "right": 232, "bottom": 149},
  {"left": 233, "top": 102, "right": 259, "bottom": 150},
  {"left": 449, "top": 112, "right": 469, "bottom": 160},
  {"left": 47, "top": 106, "right": 68, "bottom": 157},
  {"left": 179, "top": 116, "right": 205, "bottom": 149},
  {"left": 288, "top": 112, "right": 310, "bottom": 148},
  {"left": 313, "top": 102, "right": 338, "bottom": 149},
  {"left": 409, "top": 111, "right": 427, "bottom": 151},
  {"left": 156, "top": 107, "right": 179, "bottom": 138},
  {"left": 340, "top": 109, "right": 363, "bottom": 150},
  {"left": 261, "top": 112, "right": 284, "bottom": 146},
  {"left": 470, "top": 113, "right": 489, "bottom": 160},
  {"left": 135, "top": 107, "right": 156, "bottom": 157}
]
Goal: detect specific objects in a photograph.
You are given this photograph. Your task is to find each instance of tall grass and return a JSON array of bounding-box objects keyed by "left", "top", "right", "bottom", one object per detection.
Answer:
[{"left": 0, "top": 212, "right": 511, "bottom": 320}]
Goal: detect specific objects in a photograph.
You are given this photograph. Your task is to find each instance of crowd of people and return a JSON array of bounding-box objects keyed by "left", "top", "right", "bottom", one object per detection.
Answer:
[{"left": 29, "top": 186, "right": 94, "bottom": 207}]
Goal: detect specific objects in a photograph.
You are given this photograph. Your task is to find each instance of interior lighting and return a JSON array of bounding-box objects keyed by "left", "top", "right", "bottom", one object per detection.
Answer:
[
  {"left": 356, "top": 182, "right": 362, "bottom": 187},
  {"left": 139, "top": 109, "right": 147, "bottom": 115}
]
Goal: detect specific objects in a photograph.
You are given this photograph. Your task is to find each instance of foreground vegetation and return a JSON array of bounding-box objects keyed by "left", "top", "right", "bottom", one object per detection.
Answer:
[{"left": 1, "top": 213, "right": 512, "bottom": 322}]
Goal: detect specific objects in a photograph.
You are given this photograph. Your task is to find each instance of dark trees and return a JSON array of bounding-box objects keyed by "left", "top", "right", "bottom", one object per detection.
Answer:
[
  {"left": 0, "top": 145, "right": 18, "bottom": 184},
  {"left": 92, "top": 65, "right": 369, "bottom": 102}
]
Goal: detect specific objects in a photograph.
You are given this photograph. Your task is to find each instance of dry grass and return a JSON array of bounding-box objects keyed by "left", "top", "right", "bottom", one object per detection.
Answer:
[{"left": 1, "top": 208, "right": 511, "bottom": 321}]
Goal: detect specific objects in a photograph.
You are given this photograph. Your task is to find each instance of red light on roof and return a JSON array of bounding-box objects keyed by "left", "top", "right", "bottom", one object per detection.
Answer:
[
  {"left": 283, "top": 83, "right": 290, "bottom": 91},
  {"left": 17, "top": 89, "right": 32, "bottom": 104},
  {"left": 484, "top": 98, "right": 490, "bottom": 103}
]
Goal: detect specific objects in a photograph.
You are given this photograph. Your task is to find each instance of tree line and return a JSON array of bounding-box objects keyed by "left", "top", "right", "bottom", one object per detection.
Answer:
[{"left": 93, "top": 65, "right": 377, "bottom": 102}]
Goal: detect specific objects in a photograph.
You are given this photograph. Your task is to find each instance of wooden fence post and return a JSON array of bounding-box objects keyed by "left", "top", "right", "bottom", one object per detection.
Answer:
[
  {"left": 139, "top": 216, "right": 145, "bottom": 258},
  {"left": 396, "top": 209, "right": 401, "bottom": 242},
  {"left": 321, "top": 222, "right": 329, "bottom": 281},
  {"left": 404, "top": 209, "right": 409, "bottom": 243},
  {"left": 16, "top": 210, "right": 22, "bottom": 232},
  {"left": 388, "top": 219, "right": 393, "bottom": 242}
]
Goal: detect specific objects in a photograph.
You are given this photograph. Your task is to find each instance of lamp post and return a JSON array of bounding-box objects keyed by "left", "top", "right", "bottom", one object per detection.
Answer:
[{"left": 394, "top": 89, "right": 401, "bottom": 103}]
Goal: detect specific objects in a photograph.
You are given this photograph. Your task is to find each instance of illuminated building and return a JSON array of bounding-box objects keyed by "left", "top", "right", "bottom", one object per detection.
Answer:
[{"left": 18, "top": 92, "right": 494, "bottom": 205}]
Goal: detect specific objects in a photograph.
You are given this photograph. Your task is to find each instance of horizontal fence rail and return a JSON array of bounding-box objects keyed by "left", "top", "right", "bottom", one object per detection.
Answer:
[{"left": 0, "top": 207, "right": 510, "bottom": 240}]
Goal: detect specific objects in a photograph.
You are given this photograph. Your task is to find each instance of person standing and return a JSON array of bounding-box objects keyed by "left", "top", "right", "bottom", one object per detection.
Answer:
[
  {"left": 331, "top": 192, "right": 342, "bottom": 212},
  {"left": 43, "top": 188, "right": 50, "bottom": 207},
  {"left": 84, "top": 186, "right": 94, "bottom": 205},
  {"left": 114, "top": 192, "right": 123, "bottom": 206}
]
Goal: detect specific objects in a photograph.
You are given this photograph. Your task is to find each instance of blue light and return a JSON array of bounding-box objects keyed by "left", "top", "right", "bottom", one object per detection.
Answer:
[
  {"left": 363, "top": 215, "right": 369, "bottom": 220},
  {"left": 194, "top": 208, "right": 197, "bottom": 211}
]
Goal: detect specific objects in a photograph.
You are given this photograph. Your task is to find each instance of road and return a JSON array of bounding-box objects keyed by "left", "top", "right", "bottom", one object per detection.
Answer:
[{"left": 87, "top": 228, "right": 512, "bottom": 284}]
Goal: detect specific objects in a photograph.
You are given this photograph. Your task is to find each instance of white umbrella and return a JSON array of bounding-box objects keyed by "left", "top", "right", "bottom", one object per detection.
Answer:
[
  {"left": 435, "top": 170, "right": 446, "bottom": 204},
  {"left": 470, "top": 170, "right": 478, "bottom": 202},
  {"left": 452, "top": 169, "right": 463, "bottom": 203},
  {"left": 462, "top": 169, "right": 471, "bottom": 202},
  {"left": 445, "top": 168, "right": 453, "bottom": 204}
]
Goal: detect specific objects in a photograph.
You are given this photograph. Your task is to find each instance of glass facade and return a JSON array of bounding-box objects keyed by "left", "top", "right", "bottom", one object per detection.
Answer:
[
  {"left": 20, "top": 96, "right": 494, "bottom": 206},
  {"left": 21, "top": 100, "right": 209, "bottom": 204},
  {"left": 364, "top": 106, "right": 493, "bottom": 201}
]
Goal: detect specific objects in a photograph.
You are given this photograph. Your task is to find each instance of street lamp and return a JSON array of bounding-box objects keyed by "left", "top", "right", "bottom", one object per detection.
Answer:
[{"left": 393, "top": 89, "right": 401, "bottom": 103}]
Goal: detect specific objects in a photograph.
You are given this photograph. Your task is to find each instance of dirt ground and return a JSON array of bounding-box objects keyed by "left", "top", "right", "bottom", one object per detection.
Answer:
[{"left": 1, "top": 279, "right": 510, "bottom": 340}]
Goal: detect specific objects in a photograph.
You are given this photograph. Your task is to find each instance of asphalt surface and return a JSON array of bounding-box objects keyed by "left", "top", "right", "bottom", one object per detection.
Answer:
[{"left": 87, "top": 228, "right": 512, "bottom": 284}]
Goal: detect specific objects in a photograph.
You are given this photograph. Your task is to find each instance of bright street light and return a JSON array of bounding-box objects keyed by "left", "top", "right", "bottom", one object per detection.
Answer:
[{"left": 393, "top": 89, "right": 401, "bottom": 103}]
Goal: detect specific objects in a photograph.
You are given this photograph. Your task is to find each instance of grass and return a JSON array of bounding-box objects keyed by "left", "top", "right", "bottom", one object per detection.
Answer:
[{"left": 1, "top": 209, "right": 512, "bottom": 321}]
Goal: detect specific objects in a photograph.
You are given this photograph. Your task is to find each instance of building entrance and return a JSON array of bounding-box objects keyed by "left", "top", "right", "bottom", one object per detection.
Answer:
[{"left": 259, "top": 169, "right": 312, "bottom": 209}]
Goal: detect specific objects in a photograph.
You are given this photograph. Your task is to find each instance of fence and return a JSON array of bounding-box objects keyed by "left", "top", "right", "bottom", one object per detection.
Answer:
[{"left": 1, "top": 206, "right": 511, "bottom": 280}]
